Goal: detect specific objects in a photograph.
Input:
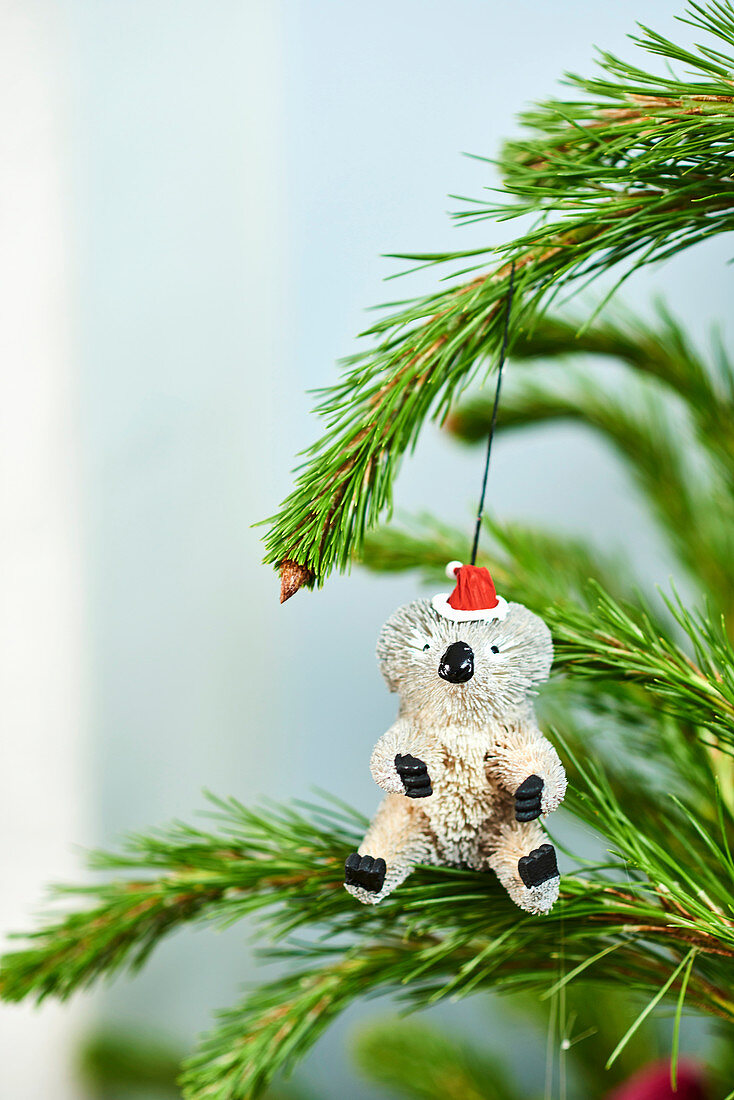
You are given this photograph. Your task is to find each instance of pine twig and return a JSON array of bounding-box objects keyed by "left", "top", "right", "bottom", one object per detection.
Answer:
[
  {"left": 3, "top": 774, "right": 734, "bottom": 1098},
  {"left": 446, "top": 304, "right": 734, "bottom": 612},
  {"left": 263, "top": 4, "right": 734, "bottom": 596}
]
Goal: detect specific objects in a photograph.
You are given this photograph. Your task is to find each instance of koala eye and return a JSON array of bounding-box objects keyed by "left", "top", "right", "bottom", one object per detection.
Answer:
[
  {"left": 423, "top": 643, "right": 431, "bottom": 651},
  {"left": 490, "top": 645, "right": 500, "bottom": 654}
]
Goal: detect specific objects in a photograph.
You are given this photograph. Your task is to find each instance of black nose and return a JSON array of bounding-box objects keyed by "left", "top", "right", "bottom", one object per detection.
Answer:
[{"left": 439, "top": 641, "right": 474, "bottom": 683}]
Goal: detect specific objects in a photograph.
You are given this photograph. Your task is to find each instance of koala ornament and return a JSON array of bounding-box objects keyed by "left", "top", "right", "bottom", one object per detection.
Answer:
[{"left": 344, "top": 561, "right": 566, "bottom": 915}]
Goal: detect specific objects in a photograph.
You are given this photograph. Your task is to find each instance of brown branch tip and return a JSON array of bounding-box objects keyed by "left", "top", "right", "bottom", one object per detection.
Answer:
[{"left": 279, "top": 560, "right": 315, "bottom": 603}]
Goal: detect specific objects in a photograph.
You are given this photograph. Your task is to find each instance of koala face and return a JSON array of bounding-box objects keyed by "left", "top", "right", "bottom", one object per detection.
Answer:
[{"left": 376, "top": 598, "right": 553, "bottom": 725}]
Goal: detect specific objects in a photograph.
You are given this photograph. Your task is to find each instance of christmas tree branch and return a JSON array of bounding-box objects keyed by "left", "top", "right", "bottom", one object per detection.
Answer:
[
  {"left": 509, "top": 304, "right": 734, "bottom": 471},
  {"left": 170, "top": 756, "right": 734, "bottom": 1098},
  {"left": 444, "top": 294, "right": 734, "bottom": 612},
  {"left": 452, "top": 380, "right": 698, "bottom": 533},
  {"left": 179, "top": 935, "right": 723, "bottom": 1100},
  {"left": 449, "top": 376, "right": 734, "bottom": 608},
  {"left": 263, "top": 3, "right": 734, "bottom": 597},
  {"left": 4, "top": 749, "right": 734, "bottom": 1099},
  {"left": 0, "top": 798, "right": 363, "bottom": 1003}
]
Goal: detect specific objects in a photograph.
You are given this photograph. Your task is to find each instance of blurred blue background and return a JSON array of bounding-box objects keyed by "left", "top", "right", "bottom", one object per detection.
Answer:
[{"left": 1, "top": 2, "right": 730, "bottom": 1096}]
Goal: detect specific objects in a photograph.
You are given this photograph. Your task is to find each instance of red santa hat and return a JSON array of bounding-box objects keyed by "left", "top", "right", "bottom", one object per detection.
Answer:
[{"left": 432, "top": 561, "right": 509, "bottom": 623}]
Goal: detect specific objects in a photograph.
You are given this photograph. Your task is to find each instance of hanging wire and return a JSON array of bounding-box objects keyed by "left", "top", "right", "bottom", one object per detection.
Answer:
[{"left": 469, "top": 260, "right": 517, "bottom": 565}]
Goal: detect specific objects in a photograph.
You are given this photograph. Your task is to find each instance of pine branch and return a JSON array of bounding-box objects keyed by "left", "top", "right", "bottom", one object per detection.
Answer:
[
  {"left": 4, "top": 761, "right": 734, "bottom": 1099},
  {"left": 0, "top": 799, "right": 362, "bottom": 1003},
  {"left": 0, "top": 878, "right": 224, "bottom": 1004},
  {"left": 181, "top": 820, "right": 734, "bottom": 1099},
  {"left": 509, "top": 303, "right": 734, "bottom": 472},
  {"left": 559, "top": 588, "right": 734, "bottom": 746},
  {"left": 180, "top": 944, "right": 442, "bottom": 1100},
  {"left": 447, "top": 372, "right": 734, "bottom": 610},
  {"left": 179, "top": 935, "right": 717, "bottom": 1100},
  {"left": 263, "top": 4, "right": 734, "bottom": 596}
]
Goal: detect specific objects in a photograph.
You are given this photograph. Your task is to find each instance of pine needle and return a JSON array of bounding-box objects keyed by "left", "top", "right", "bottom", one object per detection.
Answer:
[{"left": 605, "top": 950, "right": 697, "bottom": 1070}]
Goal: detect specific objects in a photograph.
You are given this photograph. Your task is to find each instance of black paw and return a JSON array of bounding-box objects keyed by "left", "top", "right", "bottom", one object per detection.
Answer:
[
  {"left": 344, "top": 852, "right": 387, "bottom": 893},
  {"left": 515, "top": 774, "right": 544, "bottom": 821},
  {"left": 395, "top": 753, "right": 432, "bottom": 798},
  {"left": 518, "top": 843, "right": 558, "bottom": 888}
]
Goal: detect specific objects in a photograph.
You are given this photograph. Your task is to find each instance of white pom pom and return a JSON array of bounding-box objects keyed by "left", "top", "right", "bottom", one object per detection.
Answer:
[{"left": 445, "top": 560, "right": 462, "bottom": 580}]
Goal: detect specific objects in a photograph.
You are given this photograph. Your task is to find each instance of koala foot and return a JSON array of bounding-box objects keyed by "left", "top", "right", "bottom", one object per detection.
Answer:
[
  {"left": 518, "top": 842, "right": 558, "bottom": 887},
  {"left": 344, "top": 852, "right": 386, "bottom": 894},
  {"left": 511, "top": 844, "right": 560, "bottom": 915},
  {"left": 395, "top": 753, "right": 432, "bottom": 798},
  {"left": 515, "top": 774, "right": 543, "bottom": 821}
]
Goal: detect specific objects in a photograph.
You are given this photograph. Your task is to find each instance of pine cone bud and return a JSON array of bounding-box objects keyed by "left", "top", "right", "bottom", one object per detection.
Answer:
[{"left": 279, "top": 560, "right": 314, "bottom": 603}]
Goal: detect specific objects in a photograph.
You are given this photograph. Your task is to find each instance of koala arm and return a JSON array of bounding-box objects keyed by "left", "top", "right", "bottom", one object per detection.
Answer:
[
  {"left": 370, "top": 719, "right": 443, "bottom": 796},
  {"left": 488, "top": 724, "right": 567, "bottom": 816}
]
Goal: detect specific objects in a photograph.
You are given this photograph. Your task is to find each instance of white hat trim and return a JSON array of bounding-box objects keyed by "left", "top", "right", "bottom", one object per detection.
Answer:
[{"left": 431, "top": 593, "right": 510, "bottom": 623}]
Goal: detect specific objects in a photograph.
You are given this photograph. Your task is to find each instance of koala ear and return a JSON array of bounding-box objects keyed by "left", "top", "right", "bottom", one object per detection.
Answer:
[{"left": 503, "top": 602, "right": 554, "bottom": 683}]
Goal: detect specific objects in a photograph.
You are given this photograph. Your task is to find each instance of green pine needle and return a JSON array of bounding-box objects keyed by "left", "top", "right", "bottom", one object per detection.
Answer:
[
  {"left": 605, "top": 950, "right": 697, "bottom": 1070},
  {"left": 670, "top": 948, "right": 698, "bottom": 1091}
]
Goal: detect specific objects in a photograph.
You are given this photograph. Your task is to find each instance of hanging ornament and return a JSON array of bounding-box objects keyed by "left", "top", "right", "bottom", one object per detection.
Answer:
[{"left": 344, "top": 265, "right": 567, "bottom": 915}]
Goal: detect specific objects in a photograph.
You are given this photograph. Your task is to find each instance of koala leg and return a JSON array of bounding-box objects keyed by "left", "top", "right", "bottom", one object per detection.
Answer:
[
  {"left": 344, "top": 793, "right": 435, "bottom": 906},
  {"left": 486, "top": 819, "right": 560, "bottom": 916}
]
